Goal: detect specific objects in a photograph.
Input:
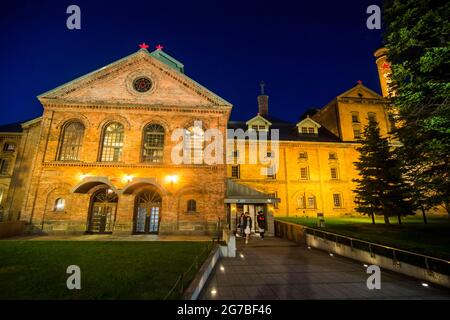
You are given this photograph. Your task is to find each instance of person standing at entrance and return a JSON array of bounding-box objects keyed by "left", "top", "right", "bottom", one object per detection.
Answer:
[
  {"left": 243, "top": 212, "right": 252, "bottom": 244},
  {"left": 257, "top": 211, "right": 266, "bottom": 239},
  {"left": 238, "top": 212, "right": 245, "bottom": 237}
]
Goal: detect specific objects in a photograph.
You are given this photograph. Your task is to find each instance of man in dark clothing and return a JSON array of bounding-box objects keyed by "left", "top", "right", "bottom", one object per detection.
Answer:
[{"left": 257, "top": 211, "right": 266, "bottom": 239}]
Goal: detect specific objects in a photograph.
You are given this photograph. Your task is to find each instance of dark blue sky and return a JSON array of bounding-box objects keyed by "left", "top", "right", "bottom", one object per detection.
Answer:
[{"left": 0, "top": 0, "right": 383, "bottom": 125}]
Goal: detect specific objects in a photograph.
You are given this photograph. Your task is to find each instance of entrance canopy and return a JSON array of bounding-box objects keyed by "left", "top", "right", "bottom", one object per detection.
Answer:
[{"left": 224, "top": 179, "right": 280, "bottom": 204}]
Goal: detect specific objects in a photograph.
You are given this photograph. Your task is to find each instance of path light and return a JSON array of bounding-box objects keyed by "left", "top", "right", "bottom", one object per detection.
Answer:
[
  {"left": 421, "top": 283, "right": 429, "bottom": 287},
  {"left": 307, "top": 246, "right": 311, "bottom": 250},
  {"left": 363, "top": 264, "right": 369, "bottom": 268},
  {"left": 211, "top": 289, "right": 217, "bottom": 295},
  {"left": 240, "top": 253, "right": 244, "bottom": 258},
  {"left": 329, "top": 253, "right": 334, "bottom": 257},
  {"left": 220, "top": 265, "right": 225, "bottom": 272}
]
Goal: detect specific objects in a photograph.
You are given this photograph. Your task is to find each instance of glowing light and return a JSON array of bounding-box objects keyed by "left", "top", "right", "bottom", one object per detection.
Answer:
[
  {"left": 220, "top": 266, "right": 225, "bottom": 272},
  {"left": 79, "top": 174, "right": 90, "bottom": 180},
  {"left": 155, "top": 44, "right": 164, "bottom": 50},
  {"left": 139, "top": 42, "right": 149, "bottom": 49},
  {"left": 211, "top": 289, "right": 217, "bottom": 295},
  {"left": 421, "top": 283, "right": 429, "bottom": 287},
  {"left": 363, "top": 264, "right": 369, "bottom": 268},
  {"left": 123, "top": 175, "right": 134, "bottom": 183},
  {"left": 307, "top": 246, "right": 311, "bottom": 250},
  {"left": 240, "top": 253, "right": 244, "bottom": 258},
  {"left": 107, "top": 189, "right": 113, "bottom": 194},
  {"left": 329, "top": 253, "right": 334, "bottom": 257},
  {"left": 166, "top": 175, "right": 179, "bottom": 184}
]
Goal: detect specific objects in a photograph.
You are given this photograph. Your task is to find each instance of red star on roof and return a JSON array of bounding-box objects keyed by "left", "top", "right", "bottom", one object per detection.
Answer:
[
  {"left": 139, "top": 42, "right": 149, "bottom": 50},
  {"left": 357, "top": 80, "right": 363, "bottom": 85},
  {"left": 155, "top": 44, "right": 164, "bottom": 50}
]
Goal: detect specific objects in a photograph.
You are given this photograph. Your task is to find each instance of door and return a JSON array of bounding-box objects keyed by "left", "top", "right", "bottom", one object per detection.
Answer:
[
  {"left": 134, "top": 188, "right": 162, "bottom": 234},
  {"left": 88, "top": 188, "right": 118, "bottom": 233}
]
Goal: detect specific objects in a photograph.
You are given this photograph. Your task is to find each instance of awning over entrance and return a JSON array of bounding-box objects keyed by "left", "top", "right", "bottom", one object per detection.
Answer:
[{"left": 224, "top": 179, "right": 280, "bottom": 204}]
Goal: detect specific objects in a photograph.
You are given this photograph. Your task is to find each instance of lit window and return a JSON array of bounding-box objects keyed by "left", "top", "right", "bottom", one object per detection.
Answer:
[
  {"left": 368, "top": 112, "right": 377, "bottom": 122},
  {"left": 328, "top": 152, "right": 337, "bottom": 160},
  {"left": 54, "top": 198, "right": 65, "bottom": 211},
  {"left": 3, "top": 143, "right": 16, "bottom": 152},
  {"left": 297, "top": 196, "right": 305, "bottom": 209},
  {"left": 0, "top": 159, "right": 9, "bottom": 175},
  {"left": 351, "top": 112, "right": 360, "bottom": 123},
  {"left": 185, "top": 124, "right": 204, "bottom": 164},
  {"left": 300, "top": 167, "right": 309, "bottom": 180},
  {"left": 142, "top": 124, "right": 165, "bottom": 163},
  {"left": 333, "top": 194, "right": 342, "bottom": 208},
  {"left": 100, "top": 122, "right": 124, "bottom": 162},
  {"left": 307, "top": 196, "right": 316, "bottom": 209},
  {"left": 330, "top": 167, "right": 338, "bottom": 179},
  {"left": 187, "top": 199, "right": 196, "bottom": 212},
  {"left": 231, "top": 165, "right": 240, "bottom": 179},
  {"left": 58, "top": 122, "right": 85, "bottom": 161},
  {"left": 299, "top": 152, "right": 308, "bottom": 160},
  {"left": 308, "top": 127, "right": 315, "bottom": 134},
  {"left": 301, "top": 127, "right": 308, "bottom": 134},
  {"left": 267, "top": 166, "right": 276, "bottom": 179},
  {"left": 353, "top": 127, "right": 361, "bottom": 139}
]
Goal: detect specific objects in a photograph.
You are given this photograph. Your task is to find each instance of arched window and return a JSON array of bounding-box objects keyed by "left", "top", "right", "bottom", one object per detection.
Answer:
[
  {"left": 185, "top": 125, "right": 204, "bottom": 164},
  {"left": 142, "top": 124, "right": 165, "bottom": 163},
  {"left": 54, "top": 198, "right": 65, "bottom": 211},
  {"left": 101, "top": 122, "right": 124, "bottom": 162},
  {"left": 58, "top": 122, "right": 85, "bottom": 161},
  {"left": 187, "top": 199, "right": 197, "bottom": 212}
]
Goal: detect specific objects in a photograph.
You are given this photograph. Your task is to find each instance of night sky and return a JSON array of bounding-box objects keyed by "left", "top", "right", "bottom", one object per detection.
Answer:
[{"left": 0, "top": 0, "right": 383, "bottom": 125}]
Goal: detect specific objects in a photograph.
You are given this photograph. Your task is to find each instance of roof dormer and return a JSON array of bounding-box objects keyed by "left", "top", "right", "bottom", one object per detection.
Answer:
[
  {"left": 246, "top": 114, "right": 272, "bottom": 132},
  {"left": 296, "top": 116, "right": 321, "bottom": 135}
]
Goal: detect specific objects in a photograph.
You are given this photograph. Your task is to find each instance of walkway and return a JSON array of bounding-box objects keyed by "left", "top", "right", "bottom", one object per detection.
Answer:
[{"left": 200, "top": 237, "right": 450, "bottom": 300}]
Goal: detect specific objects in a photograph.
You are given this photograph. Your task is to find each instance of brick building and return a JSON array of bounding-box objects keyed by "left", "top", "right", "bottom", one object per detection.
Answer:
[{"left": 0, "top": 46, "right": 414, "bottom": 236}]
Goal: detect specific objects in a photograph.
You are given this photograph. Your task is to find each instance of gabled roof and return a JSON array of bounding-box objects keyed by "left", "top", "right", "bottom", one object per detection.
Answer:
[
  {"left": 337, "top": 83, "right": 383, "bottom": 100},
  {"left": 37, "top": 48, "right": 232, "bottom": 107},
  {"left": 150, "top": 49, "right": 184, "bottom": 73},
  {"left": 245, "top": 114, "right": 272, "bottom": 126},
  {"left": 296, "top": 116, "right": 322, "bottom": 128}
]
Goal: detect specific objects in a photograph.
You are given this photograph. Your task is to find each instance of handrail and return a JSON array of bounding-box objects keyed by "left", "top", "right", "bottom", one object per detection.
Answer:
[
  {"left": 164, "top": 241, "right": 214, "bottom": 300},
  {"left": 275, "top": 220, "right": 450, "bottom": 265}
]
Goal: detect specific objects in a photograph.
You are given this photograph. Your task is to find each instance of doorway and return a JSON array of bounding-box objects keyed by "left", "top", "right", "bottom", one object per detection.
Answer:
[
  {"left": 134, "top": 188, "right": 162, "bottom": 234},
  {"left": 88, "top": 187, "right": 118, "bottom": 233}
]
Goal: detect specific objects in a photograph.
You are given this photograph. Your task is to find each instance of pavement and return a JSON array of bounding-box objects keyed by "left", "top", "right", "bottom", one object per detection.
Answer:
[
  {"left": 199, "top": 236, "right": 450, "bottom": 300},
  {"left": 4, "top": 234, "right": 213, "bottom": 241}
]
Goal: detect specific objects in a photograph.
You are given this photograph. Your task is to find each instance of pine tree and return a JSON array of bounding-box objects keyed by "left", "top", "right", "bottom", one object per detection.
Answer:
[
  {"left": 384, "top": 0, "right": 450, "bottom": 215},
  {"left": 353, "top": 119, "right": 413, "bottom": 224}
]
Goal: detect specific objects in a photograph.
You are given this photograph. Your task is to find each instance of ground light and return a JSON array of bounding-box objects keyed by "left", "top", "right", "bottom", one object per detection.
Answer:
[
  {"left": 240, "top": 253, "right": 244, "bottom": 258},
  {"left": 363, "top": 264, "right": 369, "bottom": 267},
  {"left": 211, "top": 289, "right": 217, "bottom": 295},
  {"left": 422, "top": 283, "right": 429, "bottom": 287},
  {"left": 307, "top": 246, "right": 311, "bottom": 250},
  {"left": 329, "top": 253, "right": 334, "bottom": 257},
  {"left": 220, "top": 266, "right": 225, "bottom": 272}
]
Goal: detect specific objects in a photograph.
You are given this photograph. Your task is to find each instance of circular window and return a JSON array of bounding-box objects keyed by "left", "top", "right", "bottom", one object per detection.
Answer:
[{"left": 133, "top": 77, "right": 152, "bottom": 93}]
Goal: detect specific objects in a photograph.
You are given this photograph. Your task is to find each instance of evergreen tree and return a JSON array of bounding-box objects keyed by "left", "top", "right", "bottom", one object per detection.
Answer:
[
  {"left": 383, "top": 0, "right": 450, "bottom": 215},
  {"left": 353, "top": 120, "right": 413, "bottom": 224}
]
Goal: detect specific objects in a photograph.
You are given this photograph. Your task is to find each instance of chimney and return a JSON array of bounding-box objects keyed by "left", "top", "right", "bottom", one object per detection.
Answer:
[
  {"left": 257, "top": 81, "right": 269, "bottom": 117},
  {"left": 374, "top": 48, "right": 392, "bottom": 97}
]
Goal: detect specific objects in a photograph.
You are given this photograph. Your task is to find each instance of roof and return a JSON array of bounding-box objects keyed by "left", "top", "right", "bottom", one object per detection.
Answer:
[
  {"left": 225, "top": 179, "right": 280, "bottom": 203},
  {"left": 150, "top": 49, "right": 184, "bottom": 73},
  {"left": 227, "top": 117, "right": 339, "bottom": 142},
  {"left": 0, "top": 122, "right": 23, "bottom": 133}
]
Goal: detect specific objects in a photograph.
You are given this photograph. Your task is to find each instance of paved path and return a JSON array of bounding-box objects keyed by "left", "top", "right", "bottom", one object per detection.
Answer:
[{"left": 200, "top": 237, "right": 450, "bottom": 300}]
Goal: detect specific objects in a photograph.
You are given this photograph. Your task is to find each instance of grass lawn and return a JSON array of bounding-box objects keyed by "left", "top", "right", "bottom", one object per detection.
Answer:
[
  {"left": 0, "top": 241, "right": 211, "bottom": 300},
  {"left": 276, "top": 216, "right": 450, "bottom": 260}
]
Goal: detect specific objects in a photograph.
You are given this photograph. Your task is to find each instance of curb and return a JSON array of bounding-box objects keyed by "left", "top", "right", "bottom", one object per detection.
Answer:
[{"left": 183, "top": 245, "right": 220, "bottom": 300}]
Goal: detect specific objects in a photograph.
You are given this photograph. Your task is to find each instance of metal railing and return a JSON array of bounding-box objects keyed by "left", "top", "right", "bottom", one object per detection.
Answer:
[
  {"left": 275, "top": 220, "right": 450, "bottom": 276},
  {"left": 163, "top": 241, "right": 214, "bottom": 300}
]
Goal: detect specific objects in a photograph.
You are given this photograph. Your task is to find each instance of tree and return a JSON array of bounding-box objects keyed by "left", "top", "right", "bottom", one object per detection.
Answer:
[
  {"left": 353, "top": 119, "right": 413, "bottom": 224},
  {"left": 383, "top": 0, "right": 450, "bottom": 215}
]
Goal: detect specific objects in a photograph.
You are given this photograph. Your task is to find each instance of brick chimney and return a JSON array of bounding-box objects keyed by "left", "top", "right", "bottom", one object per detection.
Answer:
[{"left": 257, "top": 81, "right": 269, "bottom": 117}]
